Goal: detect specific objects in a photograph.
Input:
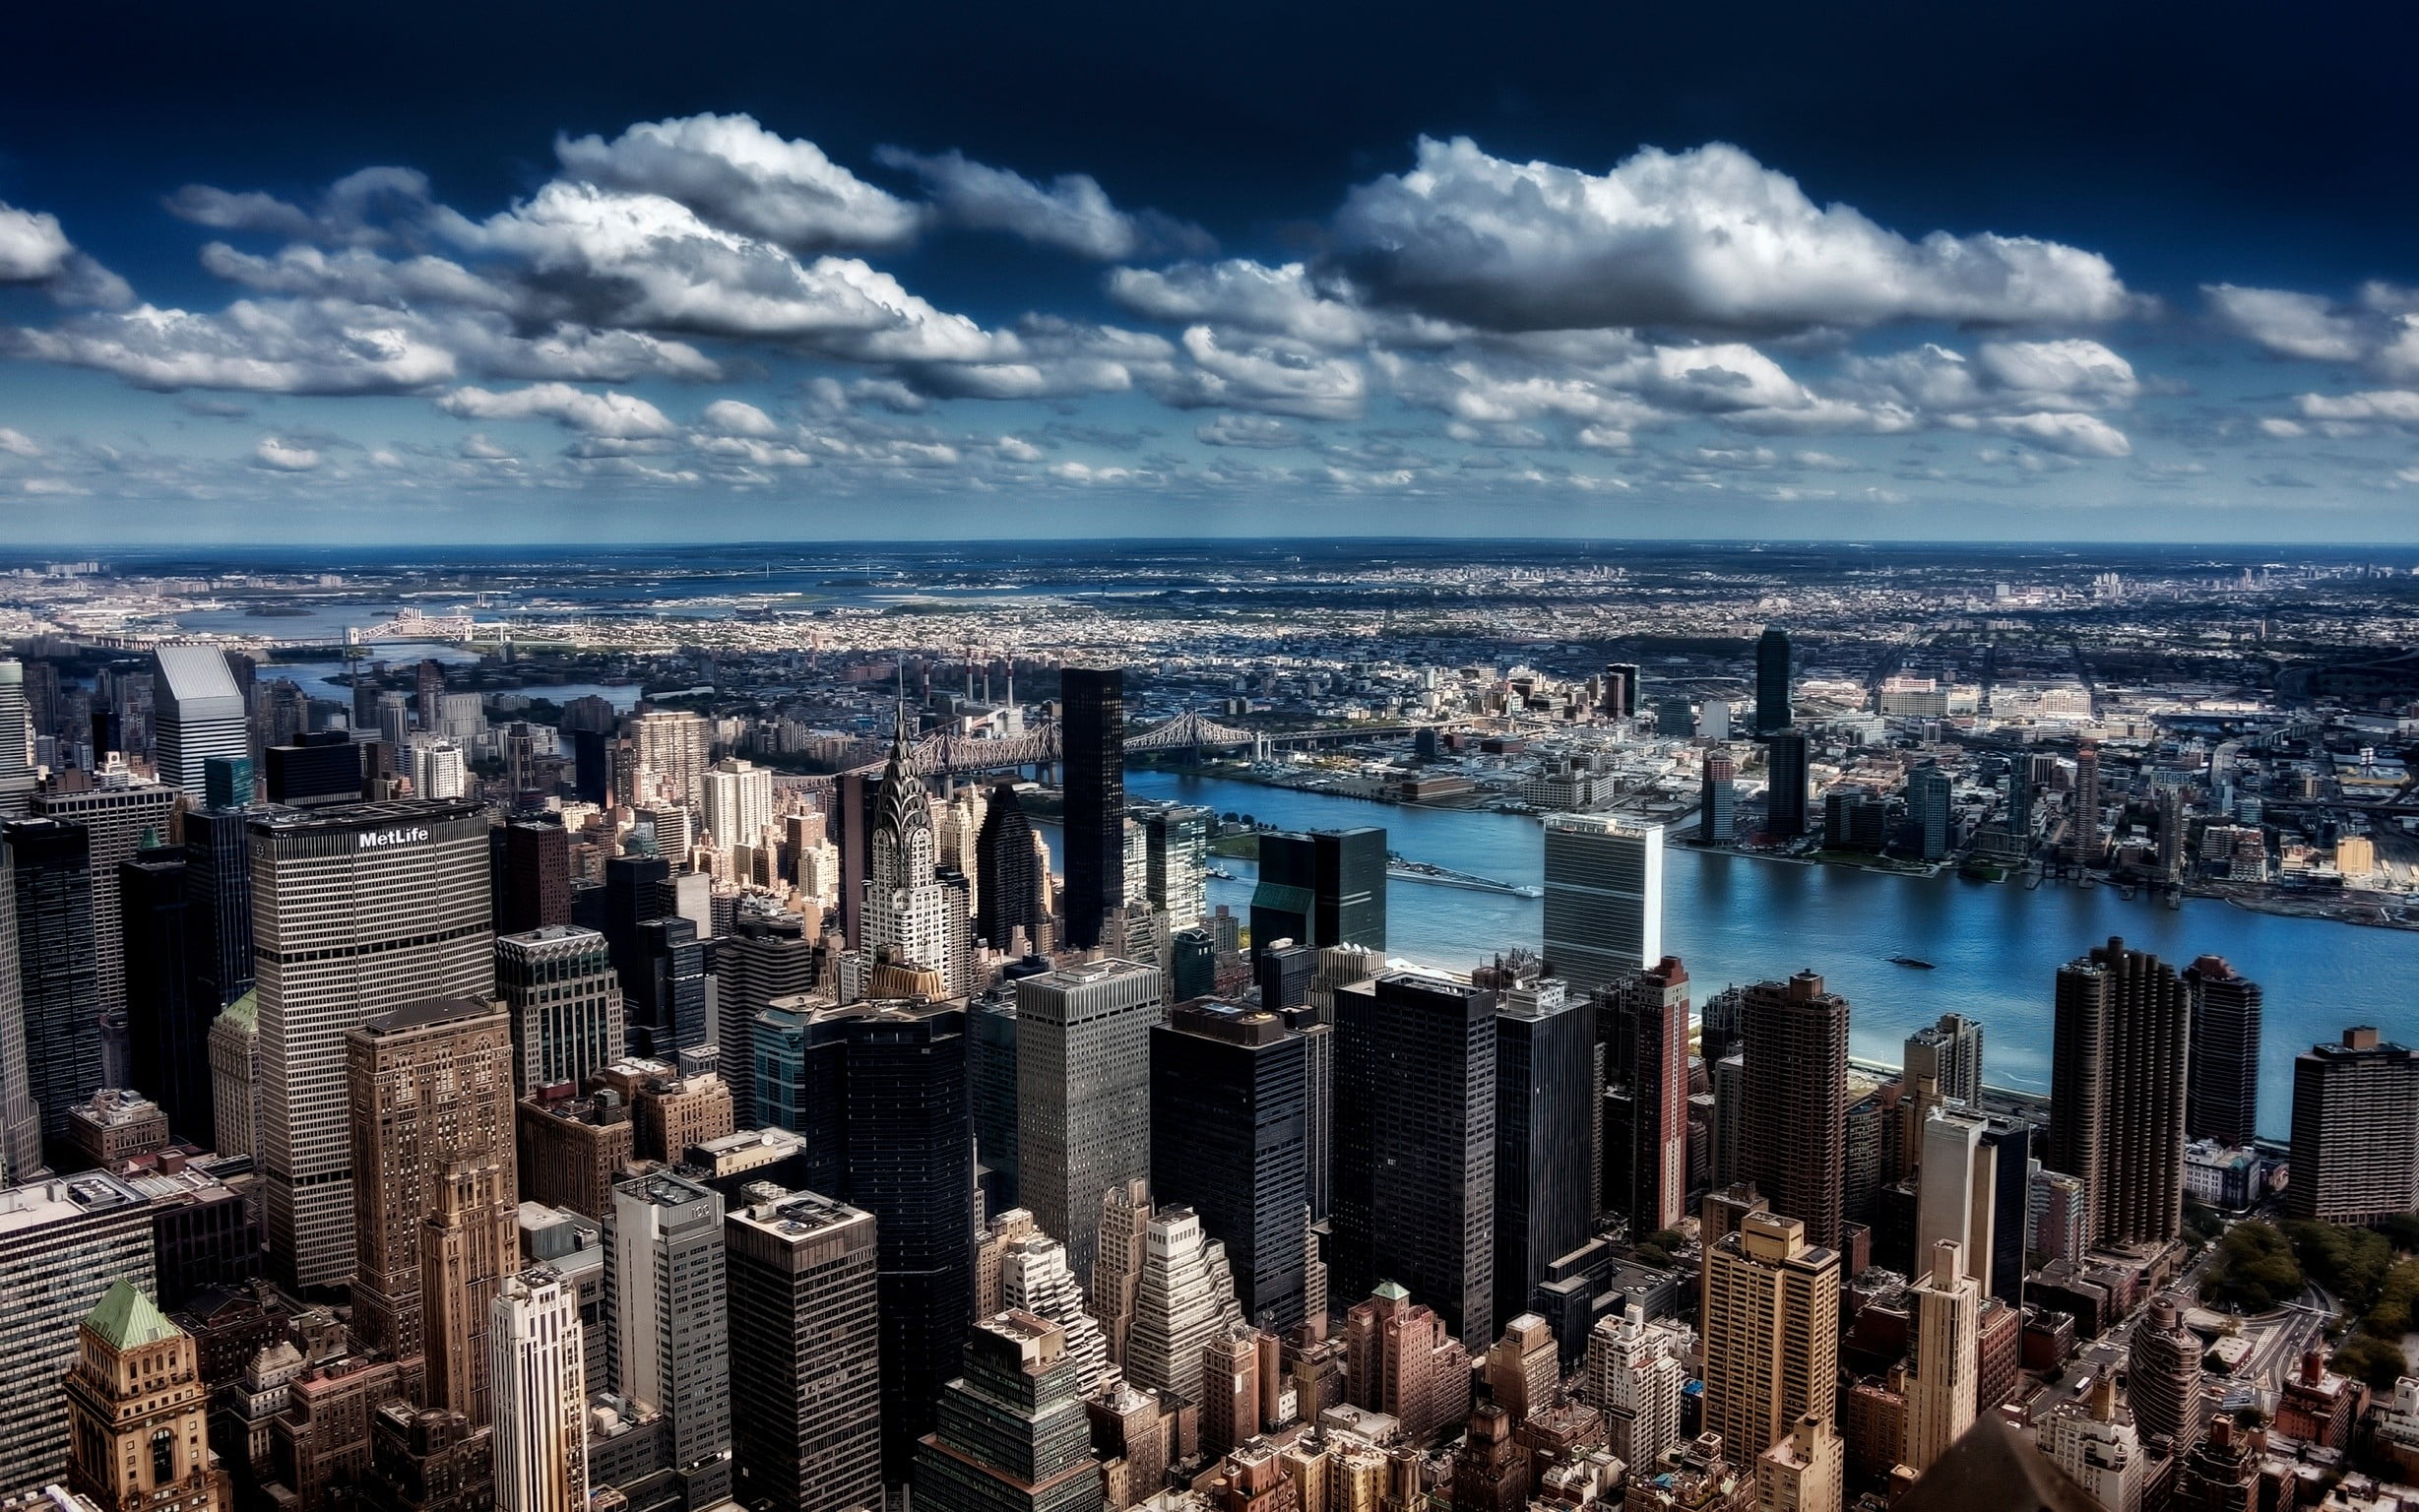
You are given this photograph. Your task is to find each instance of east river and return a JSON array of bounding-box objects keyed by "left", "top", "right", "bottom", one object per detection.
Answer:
[{"left": 1037, "top": 770, "right": 2419, "bottom": 1140}]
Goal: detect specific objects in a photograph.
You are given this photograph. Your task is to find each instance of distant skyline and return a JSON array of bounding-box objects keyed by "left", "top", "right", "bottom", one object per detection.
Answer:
[{"left": 4, "top": 1, "right": 2418, "bottom": 543}]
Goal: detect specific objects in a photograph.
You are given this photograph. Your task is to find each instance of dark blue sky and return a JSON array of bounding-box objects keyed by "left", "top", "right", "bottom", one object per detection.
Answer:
[{"left": 3, "top": 0, "right": 2416, "bottom": 543}]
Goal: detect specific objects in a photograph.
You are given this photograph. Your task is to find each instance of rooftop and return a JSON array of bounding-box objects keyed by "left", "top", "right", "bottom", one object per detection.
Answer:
[{"left": 85, "top": 1279, "right": 182, "bottom": 1351}]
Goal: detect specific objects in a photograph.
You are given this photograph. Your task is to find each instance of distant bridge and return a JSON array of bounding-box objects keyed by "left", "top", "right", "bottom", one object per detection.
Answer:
[
  {"left": 346, "top": 608, "right": 477, "bottom": 645},
  {"left": 834, "top": 708, "right": 1432, "bottom": 779}
]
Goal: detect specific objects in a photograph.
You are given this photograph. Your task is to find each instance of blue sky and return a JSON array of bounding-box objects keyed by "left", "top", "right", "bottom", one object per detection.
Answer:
[{"left": 3, "top": 0, "right": 2418, "bottom": 544}]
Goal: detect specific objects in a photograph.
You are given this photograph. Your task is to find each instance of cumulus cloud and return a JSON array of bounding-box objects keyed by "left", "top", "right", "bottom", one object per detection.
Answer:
[
  {"left": 2298, "top": 390, "right": 2419, "bottom": 423},
  {"left": 700, "top": 398, "right": 780, "bottom": 436},
  {"left": 1332, "top": 138, "right": 2131, "bottom": 333},
  {"left": 879, "top": 147, "right": 1212, "bottom": 261},
  {"left": 557, "top": 113, "right": 923, "bottom": 252},
  {"left": 2206, "top": 283, "right": 2419, "bottom": 381},
  {"left": 1111, "top": 260, "right": 1371, "bottom": 346},
  {"left": 1145, "top": 327, "right": 1367, "bottom": 419},
  {"left": 251, "top": 436, "right": 322, "bottom": 471},
  {"left": 1196, "top": 414, "right": 1305, "bottom": 448},
  {"left": 436, "top": 383, "right": 676, "bottom": 437},
  {"left": 0, "top": 426, "right": 39, "bottom": 457},
  {"left": 1987, "top": 410, "right": 2132, "bottom": 458},
  {"left": 0, "top": 201, "right": 132, "bottom": 308}
]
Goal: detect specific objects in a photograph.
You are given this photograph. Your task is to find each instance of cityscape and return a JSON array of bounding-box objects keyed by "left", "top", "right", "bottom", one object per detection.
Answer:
[
  {"left": 0, "top": 539, "right": 2416, "bottom": 1512},
  {"left": 7, "top": 9, "right": 2419, "bottom": 1512}
]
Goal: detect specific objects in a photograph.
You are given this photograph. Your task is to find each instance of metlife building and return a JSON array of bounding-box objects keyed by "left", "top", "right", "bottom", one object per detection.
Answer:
[{"left": 249, "top": 798, "right": 493, "bottom": 1288}]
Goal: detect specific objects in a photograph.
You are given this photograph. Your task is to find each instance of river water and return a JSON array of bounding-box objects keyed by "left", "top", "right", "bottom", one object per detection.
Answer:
[{"left": 1038, "top": 770, "right": 2419, "bottom": 1139}]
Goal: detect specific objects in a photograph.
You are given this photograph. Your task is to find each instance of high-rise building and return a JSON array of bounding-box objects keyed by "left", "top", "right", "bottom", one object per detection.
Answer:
[
  {"left": 1701, "top": 1211, "right": 1839, "bottom": 1467},
  {"left": 62, "top": 1279, "right": 227, "bottom": 1512},
  {"left": 1248, "top": 829, "right": 1386, "bottom": 955},
  {"left": 2067, "top": 745, "right": 2102, "bottom": 867},
  {"left": 1333, "top": 970, "right": 1497, "bottom": 1348},
  {"left": 910, "top": 1311, "right": 1104, "bottom": 1512},
  {"left": 0, "top": 1169, "right": 159, "bottom": 1496},
  {"left": 2286, "top": 1026, "right": 2419, "bottom": 1225},
  {"left": 2185, "top": 957, "right": 2262, "bottom": 1148},
  {"left": 1700, "top": 755, "right": 1737, "bottom": 846},
  {"left": 1915, "top": 1108, "right": 1996, "bottom": 1296},
  {"left": 1140, "top": 804, "right": 1211, "bottom": 927},
  {"left": 1150, "top": 999, "right": 1309, "bottom": 1330},
  {"left": 120, "top": 846, "right": 214, "bottom": 1148},
  {"left": 724, "top": 1188, "right": 882, "bottom": 1512},
  {"left": 1340, "top": 1283, "right": 1471, "bottom": 1447},
  {"left": 1756, "top": 1414, "right": 1841, "bottom": 1512},
  {"left": 613, "top": 1171, "right": 733, "bottom": 1512},
  {"left": 628, "top": 916, "right": 708, "bottom": 1059},
  {"left": 495, "top": 926, "right": 623, "bottom": 1098},
  {"left": 34, "top": 783, "right": 180, "bottom": 1089},
  {"left": 1584, "top": 1304, "right": 1687, "bottom": 1471},
  {"left": 713, "top": 909, "right": 818, "bottom": 1128},
  {"left": 976, "top": 784, "right": 1049, "bottom": 954},
  {"left": 701, "top": 758, "right": 774, "bottom": 851},
  {"left": 2126, "top": 1294, "right": 2204, "bottom": 1450},
  {"left": 1123, "top": 1206, "right": 1243, "bottom": 1405},
  {"left": 1901, "top": 1240, "right": 1978, "bottom": 1476},
  {"left": 250, "top": 798, "right": 493, "bottom": 1290},
  {"left": 840, "top": 999, "right": 973, "bottom": 1486},
  {"left": 1492, "top": 973, "right": 1595, "bottom": 1333},
  {"left": 862, "top": 708, "right": 966, "bottom": 996},
  {"left": 1763, "top": 732, "right": 1810, "bottom": 839},
  {"left": 183, "top": 795, "right": 255, "bottom": 1014},
  {"left": 514, "top": 1089, "right": 633, "bottom": 1223},
  {"left": 1903, "top": 1014, "right": 1983, "bottom": 1106},
  {"left": 0, "top": 662, "right": 34, "bottom": 819},
  {"left": 631, "top": 712, "right": 711, "bottom": 815},
  {"left": 999, "top": 1232, "right": 1119, "bottom": 1395},
  {"left": 153, "top": 647, "right": 250, "bottom": 801},
  {"left": 1060, "top": 667, "right": 1125, "bottom": 953},
  {"left": 2049, "top": 938, "right": 2188, "bottom": 1247},
  {"left": 1754, "top": 629, "right": 1792, "bottom": 735},
  {"left": 2006, "top": 765, "right": 2034, "bottom": 853},
  {"left": 2038, "top": 1373, "right": 2142, "bottom": 1512},
  {"left": 498, "top": 820, "right": 571, "bottom": 936},
  {"left": 489, "top": 1267, "right": 588, "bottom": 1512},
  {"left": 1541, "top": 815, "right": 1662, "bottom": 997},
  {"left": 1604, "top": 958, "right": 1690, "bottom": 1234},
  {"left": 1015, "top": 960, "right": 1161, "bottom": 1287},
  {"left": 1906, "top": 765, "right": 1952, "bottom": 863},
  {"left": 8, "top": 816, "right": 100, "bottom": 1159},
  {"left": 0, "top": 836, "right": 34, "bottom": 1182},
  {"left": 346, "top": 998, "right": 517, "bottom": 1418},
  {"left": 207, "top": 992, "right": 258, "bottom": 1163},
  {"left": 1739, "top": 972, "right": 1849, "bottom": 1248}
]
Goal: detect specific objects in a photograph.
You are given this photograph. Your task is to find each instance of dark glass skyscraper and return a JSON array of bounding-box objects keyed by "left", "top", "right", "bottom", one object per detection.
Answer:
[
  {"left": 499, "top": 818, "right": 571, "bottom": 935},
  {"left": 1754, "top": 627, "right": 1793, "bottom": 734},
  {"left": 1150, "top": 999, "right": 1309, "bottom": 1329},
  {"left": 2185, "top": 955, "right": 2262, "bottom": 1147},
  {"left": 1490, "top": 975, "right": 1596, "bottom": 1333},
  {"left": 1249, "top": 828, "right": 1386, "bottom": 953},
  {"left": 182, "top": 803, "right": 253, "bottom": 1012},
  {"left": 1764, "top": 730, "right": 1811, "bottom": 839},
  {"left": 1058, "top": 667, "right": 1124, "bottom": 952},
  {"left": 1740, "top": 971, "right": 1849, "bottom": 1248},
  {"left": 633, "top": 915, "right": 709, "bottom": 1058},
  {"left": 7, "top": 815, "right": 100, "bottom": 1157},
  {"left": 121, "top": 846, "right": 214, "bottom": 1148},
  {"left": 974, "top": 782, "right": 1047, "bottom": 953},
  {"left": 841, "top": 1000, "right": 972, "bottom": 1488},
  {"left": 1334, "top": 970, "right": 1496, "bottom": 1348}
]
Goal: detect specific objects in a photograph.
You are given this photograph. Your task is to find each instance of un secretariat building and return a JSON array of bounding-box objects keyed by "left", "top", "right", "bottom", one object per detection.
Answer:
[{"left": 250, "top": 798, "right": 494, "bottom": 1289}]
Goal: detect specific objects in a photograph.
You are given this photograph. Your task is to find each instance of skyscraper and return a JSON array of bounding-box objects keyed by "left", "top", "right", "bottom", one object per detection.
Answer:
[
  {"left": 1754, "top": 628, "right": 1792, "bottom": 735},
  {"left": 62, "top": 1280, "right": 227, "bottom": 1512},
  {"left": 1906, "top": 764, "right": 1951, "bottom": 862},
  {"left": 701, "top": 757, "right": 774, "bottom": 851},
  {"left": 251, "top": 798, "right": 493, "bottom": 1289},
  {"left": 1151, "top": 999, "right": 1310, "bottom": 1329},
  {"left": 631, "top": 711, "right": 711, "bottom": 815},
  {"left": 121, "top": 844, "right": 215, "bottom": 1147},
  {"left": 1764, "top": 732, "right": 1810, "bottom": 839},
  {"left": 1740, "top": 972, "right": 1849, "bottom": 1248},
  {"left": 0, "top": 834, "right": 35, "bottom": 1181},
  {"left": 346, "top": 997, "right": 517, "bottom": 1415},
  {"left": 0, "top": 662, "right": 34, "bottom": 819},
  {"left": 724, "top": 1188, "right": 882, "bottom": 1512},
  {"left": 998, "top": 1234, "right": 1118, "bottom": 1394},
  {"left": 1901, "top": 1240, "right": 1978, "bottom": 1476},
  {"left": 1492, "top": 972, "right": 1595, "bottom": 1334},
  {"left": 7, "top": 815, "right": 100, "bottom": 1159},
  {"left": 975, "top": 783, "right": 1049, "bottom": 954},
  {"left": 2185, "top": 957, "right": 2262, "bottom": 1148},
  {"left": 613, "top": 1171, "right": 734, "bottom": 1512},
  {"left": 862, "top": 707, "right": 966, "bottom": 996},
  {"left": 490, "top": 1267, "right": 588, "bottom": 1512},
  {"left": 498, "top": 819, "right": 571, "bottom": 935},
  {"left": 1757, "top": 1415, "right": 1842, "bottom": 1512},
  {"left": 2126, "top": 1294, "right": 2204, "bottom": 1451},
  {"left": 2005, "top": 765, "right": 2034, "bottom": 853},
  {"left": 2066, "top": 744, "right": 2102, "bottom": 867},
  {"left": 713, "top": 908, "right": 817, "bottom": 1127},
  {"left": 495, "top": 925, "right": 623, "bottom": 1098},
  {"left": 1060, "top": 666, "right": 1125, "bottom": 953},
  {"left": 1248, "top": 828, "right": 1386, "bottom": 955},
  {"left": 911, "top": 1311, "right": 1104, "bottom": 1512},
  {"left": 2286, "top": 1027, "right": 2419, "bottom": 1225},
  {"left": 1915, "top": 1108, "right": 1996, "bottom": 1296},
  {"left": 33, "top": 782, "right": 180, "bottom": 1088},
  {"left": 1122, "top": 1206, "right": 1244, "bottom": 1404},
  {"left": 153, "top": 646, "right": 250, "bottom": 801},
  {"left": 2049, "top": 938, "right": 2188, "bottom": 1246},
  {"left": 841, "top": 998, "right": 974, "bottom": 1486},
  {"left": 1700, "top": 1211, "right": 1839, "bottom": 1466},
  {"left": 1333, "top": 970, "right": 1497, "bottom": 1348},
  {"left": 183, "top": 788, "right": 255, "bottom": 1014},
  {"left": 1700, "top": 755, "right": 1737, "bottom": 845},
  {"left": 1141, "top": 805, "right": 1212, "bottom": 927},
  {"left": 0, "top": 1168, "right": 158, "bottom": 1496},
  {"left": 1585, "top": 1304, "right": 1687, "bottom": 1471},
  {"left": 1903, "top": 1014, "right": 1984, "bottom": 1106},
  {"left": 1541, "top": 814, "right": 1663, "bottom": 996},
  {"left": 1015, "top": 959, "right": 1161, "bottom": 1287},
  {"left": 1606, "top": 957, "right": 1690, "bottom": 1234}
]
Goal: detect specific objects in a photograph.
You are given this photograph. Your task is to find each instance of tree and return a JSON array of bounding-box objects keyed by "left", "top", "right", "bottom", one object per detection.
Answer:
[
  {"left": 2331, "top": 1334, "right": 2407, "bottom": 1392},
  {"left": 2200, "top": 1222, "right": 2305, "bottom": 1312}
]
